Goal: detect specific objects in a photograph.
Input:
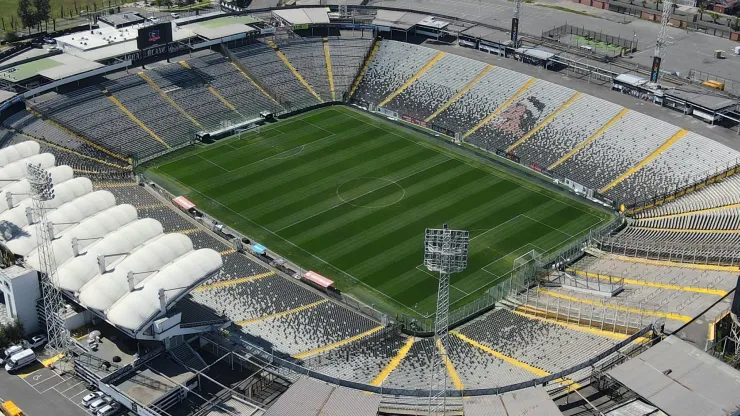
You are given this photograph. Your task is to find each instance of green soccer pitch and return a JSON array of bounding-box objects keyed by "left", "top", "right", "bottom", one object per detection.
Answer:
[{"left": 147, "top": 106, "right": 612, "bottom": 318}]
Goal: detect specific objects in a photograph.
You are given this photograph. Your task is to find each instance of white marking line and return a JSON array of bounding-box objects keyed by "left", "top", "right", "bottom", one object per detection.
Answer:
[
  {"left": 272, "top": 145, "right": 305, "bottom": 159},
  {"left": 521, "top": 214, "right": 575, "bottom": 237},
  {"left": 198, "top": 154, "right": 229, "bottom": 172},
  {"left": 56, "top": 380, "right": 84, "bottom": 394},
  {"left": 29, "top": 373, "right": 58, "bottom": 387},
  {"left": 181, "top": 187, "right": 414, "bottom": 313},
  {"left": 338, "top": 107, "right": 604, "bottom": 221},
  {"left": 38, "top": 377, "right": 69, "bottom": 394},
  {"left": 469, "top": 214, "right": 523, "bottom": 241},
  {"left": 274, "top": 157, "right": 451, "bottom": 232},
  {"left": 414, "top": 264, "right": 471, "bottom": 296}
]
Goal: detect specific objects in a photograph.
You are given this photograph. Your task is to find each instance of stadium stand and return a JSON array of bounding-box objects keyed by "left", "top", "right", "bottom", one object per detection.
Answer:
[
  {"left": 381, "top": 53, "right": 488, "bottom": 121},
  {"left": 230, "top": 42, "right": 322, "bottom": 111},
  {"left": 187, "top": 53, "right": 284, "bottom": 118},
  {"left": 31, "top": 86, "right": 156, "bottom": 158},
  {"left": 326, "top": 37, "right": 373, "bottom": 99},
  {"left": 277, "top": 37, "right": 332, "bottom": 102},
  {"left": 352, "top": 41, "right": 440, "bottom": 106}
]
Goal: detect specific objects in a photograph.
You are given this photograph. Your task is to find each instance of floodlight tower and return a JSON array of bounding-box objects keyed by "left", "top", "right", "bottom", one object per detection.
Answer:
[
  {"left": 511, "top": 0, "right": 523, "bottom": 46},
  {"left": 650, "top": 0, "right": 674, "bottom": 82},
  {"left": 424, "top": 224, "right": 469, "bottom": 415},
  {"left": 27, "top": 163, "right": 68, "bottom": 356}
]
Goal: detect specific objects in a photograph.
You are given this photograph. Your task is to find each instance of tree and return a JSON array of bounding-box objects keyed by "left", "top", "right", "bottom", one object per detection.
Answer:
[
  {"left": 17, "top": 0, "right": 37, "bottom": 33},
  {"left": 0, "top": 320, "right": 25, "bottom": 350},
  {"left": 699, "top": 3, "right": 706, "bottom": 20},
  {"left": 656, "top": 0, "right": 662, "bottom": 10},
  {"left": 708, "top": 11, "right": 720, "bottom": 23},
  {"left": 33, "top": 0, "right": 51, "bottom": 30},
  {"left": 732, "top": 17, "right": 740, "bottom": 31}
]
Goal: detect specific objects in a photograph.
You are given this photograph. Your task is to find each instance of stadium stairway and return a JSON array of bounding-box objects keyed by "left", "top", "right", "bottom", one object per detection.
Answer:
[
  {"left": 599, "top": 129, "right": 689, "bottom": 194},
  {"left": 137, "top": 71, "right": 202, "bottom": 129},
  {"left": 378, "top": 51, "right": 446, "bottom": 107},
  {"left": 179, "top": 61, "right": 240, "bottom": 114},
  {"left": 424, "top": 64, "right": 494, "bottom": 123},
  {"left": 462, "top": 78, "right": 536, "bottom": 139},
  {"left": 170, "top": 341, "right": 208, "bottom": 372},
  {"left": 348, "top": 38, "right": 381, "bottom": 100},
  {"left": 25, "top": 108, "right": 131, "bottom": 164},
  {"left": 292, "top": 325, "right": 385, "bottom": 360},
  {"left": 548, "top": 108, "right": 630, "bottom": 170},
  {"left": 266, "top": 39, "right": 323, "bottom": 103},
  {"left": 101, "top": 87, "right": 171, "bottom": 150},
  {"left": 506, "top": 91, "right": 582, "bottom": 153},
  {"left": 322, "top": 38, "right": 336, "bottom": 101},
  {"left": 450, "top": 331, "right": 581, "bottom": 391}
]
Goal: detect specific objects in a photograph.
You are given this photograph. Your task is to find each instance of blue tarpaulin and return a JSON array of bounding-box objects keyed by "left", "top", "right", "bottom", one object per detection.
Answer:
[{"left": 252, "top": 243, "right": 267, "bottom": 254}]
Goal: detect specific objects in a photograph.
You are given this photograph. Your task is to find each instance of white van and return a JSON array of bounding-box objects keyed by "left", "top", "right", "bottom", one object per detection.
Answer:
[
  {"left": 4, "top": 349, "right": 36, "bottom": 372},
  {"left": 96, "top": 402, "right": 120, "bottom": 416},
  {"left": 0, "top": 345, "right": 23, "bottom": 366}
]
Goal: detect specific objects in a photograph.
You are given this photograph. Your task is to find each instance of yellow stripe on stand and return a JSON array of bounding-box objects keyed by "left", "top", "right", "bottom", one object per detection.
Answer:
[
  {"left": 208, "top": 86, "right": 237, "bottom": 111},
  {"left": 194, "top": 271, "right": 276, "bottom": 292},
  {"left": 548, "top": 108, "right": 629, "bottom": 170},
  {"left": 370, "top": 337, "right": 415, "bottom": 386},
  {"left": 567, "top": 269, "right": 728, "bottom": 296},
  {"left": 105, "top": 92, "right": 170, "bottom": 149},
  {"left": 463, "top": 78, "right": 537, "bottom": 139},
  {"left": 600, "top": 129, "right": 688, "bottom": 193},
  {"left": 267, "top": 40, "right": 323, "bottom": 103},
  {"left": 22, "top": 133, "right": 129, "bottom": 170},
  {"left": 631, "top": 226, "right": 740, "bottom": 234},
  {"left": 635, "top": 202, "right": 740, "bottom": 221},
  {"left": 349, "top": 40, "right": 381, "bottom": 99},
  {"left": 506, "top": 92, "right": 582, "bottom": 152},
  {"left": 378, "top": 51, "right": 446, "bottom": 107},
  {"left": 139, "top": 72, "right": 201, "bottom": 128},
  {"left": 436, "top": 339, "right": 464, "bottom": 390},
  {"left": 606, "top": 254, "right": 740, "bottom": 273},
  {"left": 538, "top": 289, "right": 692, "bottom": 322},
  {"left": 293, "top": 326, "right": 384, "bottom": 359},
  {"left": 231, "top": 63, "right": 280, "bottom": 104},
  {"left": 28, "top": 108, "right": 131, "bottom": 163},
  {"left": 237, "top": 299, "right": 328, "bottom": 326},
  {"left": 425, "top": 65, "right": 493, "bottom": 123},
  {"left": 323, "top": 38, "right": 336, "bottom": 101},
  {"left": 451, "top": 331, "right": 580, "bottom": 391},
  {"left": 511, "top": 308, "right": 631, "bottom": 340}
]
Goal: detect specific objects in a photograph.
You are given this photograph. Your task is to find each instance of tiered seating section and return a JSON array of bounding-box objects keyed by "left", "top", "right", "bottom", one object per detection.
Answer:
[
  {"left": 352, "top": 40, "right": 740, "bottom": 205},
  {"left": 327, "top": 37, "right": 373, "bottom": 99}
]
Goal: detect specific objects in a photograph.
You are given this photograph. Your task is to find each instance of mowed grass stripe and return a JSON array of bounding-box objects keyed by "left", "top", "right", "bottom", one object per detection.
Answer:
[{"left": 151, "top": 107, "right": 610, "bottom": 316}]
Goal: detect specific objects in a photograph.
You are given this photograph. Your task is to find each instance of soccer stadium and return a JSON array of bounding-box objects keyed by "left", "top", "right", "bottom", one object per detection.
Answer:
[{"left": 0, "top": 2, "right": 739, "bottom": 416}]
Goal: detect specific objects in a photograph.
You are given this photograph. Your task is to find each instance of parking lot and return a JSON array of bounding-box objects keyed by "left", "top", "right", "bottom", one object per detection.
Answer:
[{"left": 0, "top": 363, "right": 94, "bottom": 416}]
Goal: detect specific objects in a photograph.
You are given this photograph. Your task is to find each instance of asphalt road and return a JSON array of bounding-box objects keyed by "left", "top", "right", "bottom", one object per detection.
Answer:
[{"left": 0, "top": 366, "right": 92, "bottom": 416}]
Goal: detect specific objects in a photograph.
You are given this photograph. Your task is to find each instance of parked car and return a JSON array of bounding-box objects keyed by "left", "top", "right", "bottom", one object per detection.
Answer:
[
  {"left": 96, "top": 402, "right": 120, "bottom": 416},
  {"left": 25, "top": 335, "right": 46, "bottom": 349},
  {"left": 170, "top": 12, "right": 179, "bottom": 19},
  {"left": 81, "top": 391, "right": 105, "bottom": 407},
  {"left": 89, "top": 396, "right": 113, "bottom": 413},
  {"left": 147, "top": 16, "right": 159, "bottom": 23}
]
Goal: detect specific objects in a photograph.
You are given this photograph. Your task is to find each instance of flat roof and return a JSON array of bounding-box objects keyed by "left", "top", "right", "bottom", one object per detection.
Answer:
[
  {"left": 463, "top": 387, "right": 562, "bottom": 416},
  {"left": 198, "top": 15, "right": 260, "bottom": 28},
  {"left": 608, "top": 335, "right": 740, "bottom": 416},
  {"left": 264, "top": 378, "right": 380, "bottom": 416},
  {"left": 191, "top": 23, "right": 257, "bottom": 40},
  {"left": 461, "top": 25, "right": 511, "bottom": 44},
  {"left": 372, "top": 10, "right": 429, "bottom": 30},
  {"left": 65, "top": 25, "right": 196, "bottom": 61},
  {"left": 272, "top": 8, "right": 330, "bottom": 25},
  {"left": 665, "top": 87, "right": 738, "bottom": 111},
  {"left": 114, "top": 357, "right": 193, "bottom": 405},
  {"left": 37, "top": 54, "right": 104, "bottom": 80},
  {"left": 418, "top": 16, "right": 449, "bottom": 29},
  {"left": 615, "top": 73, "right": 649, "bottom": 87},
  {"left": 0, "top": 57, "right": 63, "bottom": 82},
  {"left": 99, "top": 12, "right": 145, "bottom": 27},
  {"left": 0, "top": 90, "right": 17, "bottom": 102},
  {"left": 516, "top": 47, "right": 557, "bottom": 60}
]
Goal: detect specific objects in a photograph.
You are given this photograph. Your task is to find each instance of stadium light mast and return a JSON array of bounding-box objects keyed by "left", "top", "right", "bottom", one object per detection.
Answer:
[
  {"left": 511, "top": 0, "right": 523, "bottom": 47},
  {"left": 650, "top": 0, "right": 674, "bottom": 82},
  {"left": 424, "top": 224, "right": 469, "bottom": 415},
  {"left": 27, "top": 163, "right": 69, "bottom": 358}
]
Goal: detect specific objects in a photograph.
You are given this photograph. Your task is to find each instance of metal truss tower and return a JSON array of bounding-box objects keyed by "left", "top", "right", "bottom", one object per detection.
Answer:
[
  {"left": 424, "top": 225, "right": 469, "bottom": 415},
  {"left": 28, "top": 163, "right": 68, "bottom": 356},
  {"left": 650, "top": 0, "right": 673, "bottom": 82}
]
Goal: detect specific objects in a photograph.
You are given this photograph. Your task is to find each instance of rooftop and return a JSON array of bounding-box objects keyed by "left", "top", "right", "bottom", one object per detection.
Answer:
[
  {"left": 608, "top": 335, "right": 740, "bottom": 416},
  {"left": 665, "top": 87, "right": 738, "bottom": 111}
]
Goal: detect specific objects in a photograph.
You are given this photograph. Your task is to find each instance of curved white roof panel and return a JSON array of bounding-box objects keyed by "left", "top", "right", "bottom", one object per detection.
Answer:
[
  {"left": 79, "top": 233, "right": 194, "bottom": 312},
  {"left": 106, "top": 248, "right": 222, "bottom": 331},
  {"left": 0, "top": 153, "right": 55, "bottom": 187},
  {"left": 10, "top": 190, "right": 118, "bottom": 257},
  {"left": 0, "top": 177, "right": 93, "bottom": 241},
  {"left": 26, "top": 204, "right": 138, "bottom": 270},
  {"left": 0, "top": 165, "right": 74, "bottom": 216},
  {"left": 0, "top": 141, "right": 40, "bottom": 167},
  {"left": 56, "top": 218, "right": 164, "bottom": 293}
]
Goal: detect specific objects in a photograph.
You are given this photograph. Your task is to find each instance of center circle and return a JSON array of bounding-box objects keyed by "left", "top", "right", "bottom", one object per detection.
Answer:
[{"left": 336, "top": 177, "right": 405, "bottom": 208}]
